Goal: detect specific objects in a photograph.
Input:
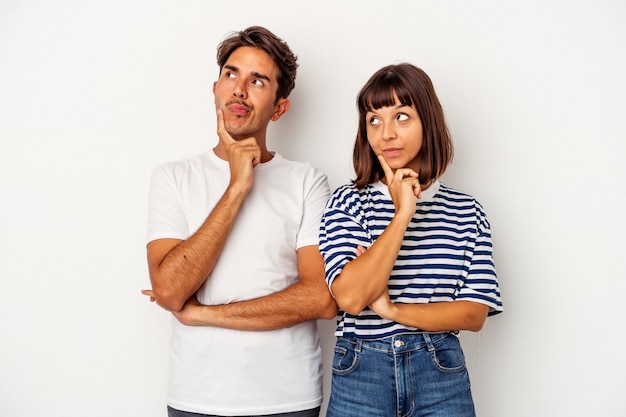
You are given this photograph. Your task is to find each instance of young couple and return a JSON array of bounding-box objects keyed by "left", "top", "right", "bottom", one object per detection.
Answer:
[{"left": 144, "top": 26, "right": 503, "bottom": 417}]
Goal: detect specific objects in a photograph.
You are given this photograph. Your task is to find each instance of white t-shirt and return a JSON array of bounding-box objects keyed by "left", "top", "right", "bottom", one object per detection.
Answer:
[{"left": 147, "top": 150, "right": 330, "bottom": 415}]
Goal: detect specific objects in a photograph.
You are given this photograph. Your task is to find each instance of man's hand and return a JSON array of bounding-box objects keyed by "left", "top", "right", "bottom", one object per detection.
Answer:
[
  {"left": 171, "top": 295, "right": 204, "bottom": 326},
  {"left": 217, "top": 109, "right": 261, "bottom": 194},
  {"left": 141, "top": 289, "right": 156, "bottom": 303},
  {"left": 142, "top": 288, "right": 204, "bottom": 325}
]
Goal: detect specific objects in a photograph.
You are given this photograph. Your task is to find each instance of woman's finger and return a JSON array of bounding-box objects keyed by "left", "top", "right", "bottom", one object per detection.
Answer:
[{"left": 377, "top": 155, "right": 394, "bottom": 184}]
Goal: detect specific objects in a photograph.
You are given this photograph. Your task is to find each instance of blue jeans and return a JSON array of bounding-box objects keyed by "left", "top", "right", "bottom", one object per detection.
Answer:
[
  {"left": 167, "top": 406, "right": 320, "bottom": 417},
  {"left": 326, "top": 332, "right": 476, "bottom": 417}
]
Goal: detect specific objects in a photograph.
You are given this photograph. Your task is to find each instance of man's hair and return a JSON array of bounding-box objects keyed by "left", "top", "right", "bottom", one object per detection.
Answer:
[
  {"left": 217, "top": 26, "right": 298, "bottom": 102},
  {"left": 352, "top": 63, "right": 453, "bottom": 189}
]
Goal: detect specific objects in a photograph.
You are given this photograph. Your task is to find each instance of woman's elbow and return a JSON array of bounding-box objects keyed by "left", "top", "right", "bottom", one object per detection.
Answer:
[
  {"left": 334, "top": 295, "right": 368, "bottom": 317},
  {"left": 466, "top": 319, "right": 485, "bottom": 332},
  {"left": 463, "top": 304, "right": 489, "bottom": 332},
  {"left": 330, "top": 282, "right": 369, "bottom": 316}
]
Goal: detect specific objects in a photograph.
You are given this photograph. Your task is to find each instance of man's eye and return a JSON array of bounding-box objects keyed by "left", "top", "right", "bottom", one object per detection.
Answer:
[
  {"left": 226, "top": 72, "right": 236, "bottom": 79},
  {"left": 397, "top": 113, "right": 409, "bottom": 121},
  {"left": 252, "top": 79, "right": 264, "bottom": 86}
]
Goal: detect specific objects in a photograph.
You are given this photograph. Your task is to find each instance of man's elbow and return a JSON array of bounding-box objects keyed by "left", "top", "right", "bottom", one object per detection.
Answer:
[
  {"left": 151, "top": 285, "right": 186, "bottom": 312},
  {"left": 320, "top": 298, "right": 339, "bottom": 320},
  {"left": 312, "top": 289, "right": 338, "bottom": 319}
]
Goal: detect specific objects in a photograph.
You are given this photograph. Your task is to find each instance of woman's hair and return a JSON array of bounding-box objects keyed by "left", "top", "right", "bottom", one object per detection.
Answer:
[
  {"left": 352, "top": 63, "right": 453, "bottom": 189},
  {"left": 217, "top": 26, "right": 298, "bottom": 103}
]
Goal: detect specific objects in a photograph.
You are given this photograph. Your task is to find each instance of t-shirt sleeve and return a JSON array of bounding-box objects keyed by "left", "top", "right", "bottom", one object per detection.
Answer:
[
  {"left": 295, "top": 166, "right": 331, "bottom": 249},
  {"left": 318, "top": 187, "right": 373, "bottom": 295},
  {"left": 456, "top": 201, "right": 503, "bottom": 315},
  {"left": 146, "top": 164, "right": 189, "bottom": 244}
]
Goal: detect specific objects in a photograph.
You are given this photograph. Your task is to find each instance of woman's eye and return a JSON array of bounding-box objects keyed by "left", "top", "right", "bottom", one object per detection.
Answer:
[
  {"left": 369, "top": 116, "right": 380, "bottom": 126},
  {"left": 397, "top": 113, "right": 409, "bottom": 122}
]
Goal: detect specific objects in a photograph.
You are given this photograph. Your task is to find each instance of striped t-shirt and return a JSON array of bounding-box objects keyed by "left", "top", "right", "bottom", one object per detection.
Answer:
[{"left": 319, "top": 180, "right": 503, "bottom": 339}]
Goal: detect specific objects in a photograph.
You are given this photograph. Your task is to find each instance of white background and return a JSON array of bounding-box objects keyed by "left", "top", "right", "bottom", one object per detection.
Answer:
[{"left": 1, "top": 1, "right": 625, "bottom": 416}]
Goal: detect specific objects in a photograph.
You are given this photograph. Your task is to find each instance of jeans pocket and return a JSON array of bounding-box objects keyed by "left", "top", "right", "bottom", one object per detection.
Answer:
[
  {"left": 331, "top": 338, "right": 360, "bottom": 375},
  {"left": 429, "top": 334, "right": 467, "bottom": 374}
]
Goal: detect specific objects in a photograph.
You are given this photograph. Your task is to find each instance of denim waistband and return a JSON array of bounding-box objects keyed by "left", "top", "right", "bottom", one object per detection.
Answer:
[{"left": 339, "top": 332, "right": 456, "bottom": 354}]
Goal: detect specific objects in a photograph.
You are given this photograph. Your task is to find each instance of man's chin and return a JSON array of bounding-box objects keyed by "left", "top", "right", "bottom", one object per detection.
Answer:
[{"left": 225, "top": 127, "right": 251, "bottom": 141}]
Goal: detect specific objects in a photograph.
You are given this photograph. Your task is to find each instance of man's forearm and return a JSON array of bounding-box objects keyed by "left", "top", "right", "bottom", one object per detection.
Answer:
[
  {"left": 174, "top": 282, "right": 337, "bottom": 331},
  {"left": 149, "top": 186, "right": 247, "bottom": 311}
]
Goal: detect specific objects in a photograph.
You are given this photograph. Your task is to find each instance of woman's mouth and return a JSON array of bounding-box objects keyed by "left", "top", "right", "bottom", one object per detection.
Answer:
[{"left": 382, "top": 148, "right": 403, "bottom": 158}]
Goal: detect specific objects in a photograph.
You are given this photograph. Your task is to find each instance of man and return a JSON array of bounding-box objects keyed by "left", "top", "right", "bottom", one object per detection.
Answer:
[{"left": 142, "top": 26, "right": 337, "bottom": 417}]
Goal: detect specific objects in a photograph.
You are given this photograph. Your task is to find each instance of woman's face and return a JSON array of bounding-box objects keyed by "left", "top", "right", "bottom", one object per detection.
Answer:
[{"left": 365, "top": 96, "right": 423, "bottom": 172}]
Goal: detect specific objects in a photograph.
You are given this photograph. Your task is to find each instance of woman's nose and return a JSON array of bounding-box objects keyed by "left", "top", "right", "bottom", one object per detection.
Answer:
[{"left": 381, "top": 123, "right": 396, "bottom": 140}]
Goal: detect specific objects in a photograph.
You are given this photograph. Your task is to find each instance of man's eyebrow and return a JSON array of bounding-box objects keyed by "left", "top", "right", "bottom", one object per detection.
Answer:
[
  {"left": 223, "top": 64, "right": 271, "bottom": 82},
  {"left": 252, "top": 71, "right": 271, "bottom": 82},
  {"left": 223, "top": 64, "right": 238, "bottom": 73}
]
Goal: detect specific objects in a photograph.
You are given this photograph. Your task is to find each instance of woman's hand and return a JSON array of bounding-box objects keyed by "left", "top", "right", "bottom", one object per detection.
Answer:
[
  {"left": 378, "top": 155, "right": 421, "bottom": 219},
  {"left": 369, "top": 290, "right": 395, "bottom": 320}
]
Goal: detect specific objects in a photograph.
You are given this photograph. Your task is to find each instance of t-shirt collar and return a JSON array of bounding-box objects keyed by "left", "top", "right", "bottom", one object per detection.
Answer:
[{"left": 371, "top": 179, "right": 440, "bottom": 202}]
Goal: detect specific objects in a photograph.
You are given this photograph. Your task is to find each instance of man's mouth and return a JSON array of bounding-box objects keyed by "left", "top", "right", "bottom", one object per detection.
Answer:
[{"left": 227, "top": 101, "right": 251, "bottom": 116}]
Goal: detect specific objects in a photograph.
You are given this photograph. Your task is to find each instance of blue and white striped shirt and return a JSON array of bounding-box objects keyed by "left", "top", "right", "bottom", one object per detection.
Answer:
[{"left": 319, "top": 180, "right": 503, "bottom": 339}]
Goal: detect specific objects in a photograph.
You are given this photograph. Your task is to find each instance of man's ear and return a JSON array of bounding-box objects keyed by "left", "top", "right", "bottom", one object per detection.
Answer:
[{"left": 271, "top": 98, "right": 290, "bottom": 121}]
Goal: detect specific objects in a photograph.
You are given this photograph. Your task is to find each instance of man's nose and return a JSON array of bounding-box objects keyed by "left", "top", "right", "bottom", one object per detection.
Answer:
[{"left": 233, "top": 80, "right": 247, "bottom": 99}]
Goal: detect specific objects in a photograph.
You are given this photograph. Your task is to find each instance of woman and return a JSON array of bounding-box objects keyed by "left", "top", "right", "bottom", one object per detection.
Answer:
[{"left": 319, "top": 63, "right": 503, "bottom": 417}]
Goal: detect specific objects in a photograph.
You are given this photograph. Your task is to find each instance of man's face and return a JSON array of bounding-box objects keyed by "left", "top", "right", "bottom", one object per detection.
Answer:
[{"left": 213, "top": 46, "right": 285, "bottom": 141}]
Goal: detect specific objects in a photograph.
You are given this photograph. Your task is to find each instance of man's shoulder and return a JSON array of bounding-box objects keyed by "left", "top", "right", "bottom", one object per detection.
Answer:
[
  {"left": 157, "top": 151, "right": 211, "bottom": 168},
  {"left": 271, "top": 153, "right": 316, "bottom": 169},
  {"left": 267, "top": 153, "right": 327, "bottom": 180},
  {"left": 152, "top": 151, "right": 215, "bottom": 176}
]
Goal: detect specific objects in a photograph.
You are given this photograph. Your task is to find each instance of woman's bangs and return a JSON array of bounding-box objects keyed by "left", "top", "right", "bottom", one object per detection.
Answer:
[{"left": 359, "top": 78, "right": 413, "bottom": 113}]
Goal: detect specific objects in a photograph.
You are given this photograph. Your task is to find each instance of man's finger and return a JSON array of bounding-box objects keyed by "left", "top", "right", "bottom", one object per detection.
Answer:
[
  {"left": 217, "top": 109, "right": 235, "bottom": 146},
  {"left": 141, "top": 289, "right": 157, "bottom": 303}
]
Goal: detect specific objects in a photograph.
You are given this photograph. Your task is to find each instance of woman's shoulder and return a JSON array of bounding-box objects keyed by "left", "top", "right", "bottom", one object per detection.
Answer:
[
  {"left": 328, "top": 183, "right": 359, "bottom": 205},
  {"left": 329, "top": 182, "right": 382, "bottom": 201},
  {"left": 326, "top": 182, "right": 380, "bottom": 211},
  {"left": 437, "top": 183, "right": 486, "bottom": 207},
  {"left": 438, "top": 183, "right": 490, "bottom": 225},
  {"left": 438, "top": 183, "right": 473, "bottom": 199}
]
